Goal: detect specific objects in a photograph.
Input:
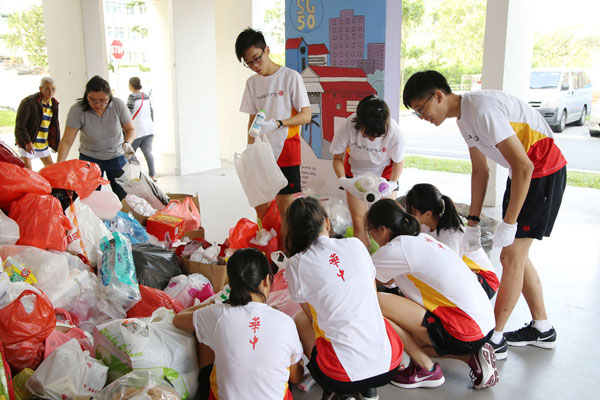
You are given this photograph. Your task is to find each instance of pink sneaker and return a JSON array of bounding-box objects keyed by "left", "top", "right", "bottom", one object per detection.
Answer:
[
  {"left": 391, "top": 361, "right": 445, "bottom": 389},
  {"left": 468, "top": 343, "right": 499, "bottom": 389}
]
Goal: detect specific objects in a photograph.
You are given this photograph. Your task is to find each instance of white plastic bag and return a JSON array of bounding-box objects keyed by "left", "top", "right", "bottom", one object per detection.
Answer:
[
  {"left": 65, "top": 198, "right": 111, "bottom": 266},
  {"left": 0, "top": 210, "right": 19, "bottom": 245},
  {"left": 27, "top": 338, "right": 108, "bottom": 400},
  {"left": 124, "top": 194, "right": 157, "bottom": 217},
  {"left": 116, "top": 160, "right": 169, "bottom": 210},
  {"left": 234, "top": 135, "right": 288, "bottom": 207},
  {"left": 93, "top": 308, "right": 199, "bottom": 400},
  {"left": 80, "top": 190, "right": 122, "bottom": 220},
  {"left": 164, "top": 274, "right": 213, "bottom": 308},
  {"left": 96, "top": 369, "right": 181, "bottom": 400},
  {"left": 189, "top": 244, "right": 219, "bottom": 264}
]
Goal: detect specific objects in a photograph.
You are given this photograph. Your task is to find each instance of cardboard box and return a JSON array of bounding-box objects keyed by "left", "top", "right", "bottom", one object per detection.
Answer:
[
  {"left": 120, "top": 199, "right": 149, "bottom": 226},
  {"left": 184, "top": 226, "right": 205, "bottom": 241},
  {"left": 182, "top": 256, "right": 228, "bottom": 292},
  {"left": 146, "top": 214, "right": 185, "bottom": 241}
]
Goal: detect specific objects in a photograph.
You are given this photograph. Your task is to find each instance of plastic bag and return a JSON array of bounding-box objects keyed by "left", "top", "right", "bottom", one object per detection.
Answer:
[
  {"left": 80, "top": 190, "right": 122, "bottom": 220},
  {"left": 9, "top": 194, "right": 72, "bottom": 251},
  {"left": 261, "top": 199, "right": 281, "bottom": 237},
  {"left": 132, "top": 243, "right": 182, "bottom": 290},
  {"left": 65, "top": 198, "right": 111, "bottom": 267},
  {"left": 99, "top": 232, "right": 141, "bottom": 310},
  {"left": 0, "top": 162, "right": 51, "bottom": 210},
  {"left": 43, "top": 322, "right": 93, "bottom": 360},
  {"left": 116, "top": 160, "right": 170, "bottom": 209},
  {"left": 323, "top": 197, "right": 352, "bottom": 238},
  {"left": 95, "top": 369, "right": 181, "bottom": 400},
  {"left": 39, "top": 159, "right": 109, "bottom": 200},
  {"left": 127, "top": 285, "right": 184, "bottom": 319},
  {"left": 0, "top": 140, "right": 24, "bottom": 167},
  {"left": 249, "top": 228, "right": 278, "bottom": 263},
  {"left": 105, "top": 211, "right": 149, "bottom": 245},
  {"left": 234, "top": 135, "right": 288, "bottom": 207},
  {"left": 267, "top": 255, "right": 300, "bottom": 318},
  {"left": 0, "top": 289, "right": 56, "bottom": 371},
  {"left": 164, "top": 274, "right": 214, "bottom": 308},
  {"left": 93, "top": 308, "right": 199, "bottom": 400},
  {"left": 158, "top": 198, "right": 201, "bottom": 232},
  {"left": 228, "top": 218, "right": 259, "bottom": 249},
  {"left": 189, "top": 244, "right": 219, "bottom": 264},
  {"left": 27, "top": 339, "right": 108, "bottom": 400},
  {"left": 12, "top": 368, "right": 33, "bottom": 400},
  {"left": 123, "top": 194, "right": 157, "bottom": 217},
  {"left": 0, "top": 210, "right": 19, "bottom": 245},
  {"left": 0, "top": 341, "right": 15, "bottom": 400}
]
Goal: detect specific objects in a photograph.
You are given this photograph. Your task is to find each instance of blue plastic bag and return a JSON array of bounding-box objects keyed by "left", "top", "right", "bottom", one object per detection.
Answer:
[{"left": 104, "top": 211, "right": 149, "bottom": 244}]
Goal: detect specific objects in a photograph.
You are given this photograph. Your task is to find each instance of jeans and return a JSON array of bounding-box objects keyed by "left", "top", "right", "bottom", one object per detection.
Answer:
[
  {"left": 79, "top": 153, "right": 127, "bottom": 200},
  {"left": 132, "top": 134, "right": 155, "bottom": 177}
]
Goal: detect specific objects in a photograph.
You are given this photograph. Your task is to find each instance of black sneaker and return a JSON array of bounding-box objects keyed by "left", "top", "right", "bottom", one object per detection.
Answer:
[
  {"left": 359, "top": 387, "right": 378, "bottom": 400},
  {"left": 488, "top": 337, "right": 508, "bottom": 360},
  {"left": 504, "top": 321, "right": 557, "bottom": 349}
]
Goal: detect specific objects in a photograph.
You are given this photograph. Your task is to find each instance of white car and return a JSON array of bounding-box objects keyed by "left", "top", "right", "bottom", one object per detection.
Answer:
[{"left": 590, "top": 106, "right": 600, "bottom": 137}]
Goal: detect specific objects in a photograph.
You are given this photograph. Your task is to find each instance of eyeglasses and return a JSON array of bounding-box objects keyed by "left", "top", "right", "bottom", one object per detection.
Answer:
[
  {"left": 87, "top": 96, "right": 110, "bottom": 105},
  {"left": 242, "top": 49, "right": 264, "bottom": 68},
  {"left": 412, "top": 92, "right": 435, "bottom": 118}
]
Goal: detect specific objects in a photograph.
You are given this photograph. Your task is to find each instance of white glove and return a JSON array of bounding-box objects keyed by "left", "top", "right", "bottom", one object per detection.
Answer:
[
  {"left": 259, "top": 119, "right": 279, "bottom": 135},
  {"left": 463, "top": 225, "right": 482, "bottom": 252},
  {"left": 493, "top": 221, "right": 518, "bottom": 248},
  {"left": 122, "top": 142, "right": 135, "bottom": 160},
  {"left": 338, "top": 176, "right": 364, "bottom": 200}
]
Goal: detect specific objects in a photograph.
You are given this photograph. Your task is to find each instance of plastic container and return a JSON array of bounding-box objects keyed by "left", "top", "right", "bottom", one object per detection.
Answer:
[
  {"left": 248, "top": 110, "right": 266, "bottom": 137},
  {"left": 355, "top": 173, "right": 377, "bottom": 192}
]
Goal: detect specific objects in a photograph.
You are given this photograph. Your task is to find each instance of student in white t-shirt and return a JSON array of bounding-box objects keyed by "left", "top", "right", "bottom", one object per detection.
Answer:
[
  {"left": 365, "top": 199, "right": 498, "bottom": 390},
  {"left": 284, "top": 197, "right": 403, "bottom": 400},
  {"left": 330, "top": 95, "right": 405, "bottom": 249},
  {"left": 404, "top": 183, "right": 499, "bottom": 301},
  {"left": 236, "top": 28, "right": 311, "bottom": 248},
  {"left": 173, "top": 248, "right": 304, "bottom": 400}
]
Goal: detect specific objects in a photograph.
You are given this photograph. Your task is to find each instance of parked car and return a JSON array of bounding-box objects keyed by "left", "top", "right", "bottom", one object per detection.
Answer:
[
  {"left": 528, "top": 68, "right": 593, "bottom": 133},
  {"left": 590, "top": 105, "right": 600, "bottom": 137}
]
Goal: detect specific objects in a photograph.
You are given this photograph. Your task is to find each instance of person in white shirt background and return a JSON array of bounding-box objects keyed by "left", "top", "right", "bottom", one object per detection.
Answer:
[
  {"left": 366, "top": 199, "right": 498, "bottom": 390},
  {"left": 284, "top": 197, "right": 403, "bottom": 400},
  {"left": 330, "top": 96, "right": 405, "bottom": 249},
  {"left": 174, "top": 248, "right": 304, "bottom": 400},
  {"left": 404, "top": 183, "right": 499, "bottom": 301}
]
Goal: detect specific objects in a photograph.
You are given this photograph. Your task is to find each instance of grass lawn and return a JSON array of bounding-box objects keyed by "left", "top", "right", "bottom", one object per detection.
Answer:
[
  {"left": 404, "top": 155, "right": 600, "bottom": 190},
  {"left": 0, "top": 110, "right": 16, "bottom": 127}
]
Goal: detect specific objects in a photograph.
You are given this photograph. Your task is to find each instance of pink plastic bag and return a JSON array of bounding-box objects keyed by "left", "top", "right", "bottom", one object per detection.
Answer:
[
  {"left": 267, "top": 270, "right": 300, "bottom": 318},
  {"left": 43, "top": 326, "right": 92, "bottom": 360},
  {"left": 158, "top": 198, "right": 201, "bottom": 232}
]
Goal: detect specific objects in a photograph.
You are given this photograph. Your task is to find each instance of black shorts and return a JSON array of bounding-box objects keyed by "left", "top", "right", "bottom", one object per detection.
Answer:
[
  {"left": 278, "top": 165, "right": 301, "bottom": 195},
  {"left": 307, "top": 346, "right": 399, "bottom": 394},
  {"left": 422, "top": 311, "right": 493, "bottom": 356},
  {"left": 502, "top": 166, "right": 566, "bottom": 240}
]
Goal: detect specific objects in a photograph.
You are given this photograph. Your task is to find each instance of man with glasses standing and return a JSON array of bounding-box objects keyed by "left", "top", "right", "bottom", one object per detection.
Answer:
[
  {"left": 235, "top": 28, "right": 311, "bottom": 247},
  {"left": 402, "top": 70, "right": 566, "bottom": 362},
  {"left": 57, "top": 75, "right": 136, "bottom": 200},
  {"left": 14, "top": 77, "right": 61, "bottom": 169}
]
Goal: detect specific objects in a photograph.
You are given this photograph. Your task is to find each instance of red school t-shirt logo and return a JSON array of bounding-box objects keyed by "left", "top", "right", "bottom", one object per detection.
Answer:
[{"left": 279, "top": 90, "right": 284, "bottom": 96}]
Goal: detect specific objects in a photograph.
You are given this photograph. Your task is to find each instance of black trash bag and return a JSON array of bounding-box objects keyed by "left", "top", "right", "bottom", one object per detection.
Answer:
[
  {"left": 131, "top": 243, "right": 182, "bottom": 290},
  {"left": 51, "top": 188, "right": 79, "bottom": 212}
]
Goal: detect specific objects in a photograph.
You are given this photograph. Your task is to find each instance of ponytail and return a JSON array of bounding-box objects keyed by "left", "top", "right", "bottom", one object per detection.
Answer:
[
  {"left": 365, "top": 198, "right": 420, "bottom": 239},
  {"left": 227, "top": 248, "right": 272, "bottom": 306},
  {"left": 285, "top": 197, "right": 328, "bottom": 256},
  {"left": 405, "top": 183, "right": 463, "bottom": 234}
]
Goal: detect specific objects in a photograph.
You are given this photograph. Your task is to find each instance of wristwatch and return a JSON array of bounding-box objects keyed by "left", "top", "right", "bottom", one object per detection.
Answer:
[
  {"left": 277, "top": 120, "right": 284, "bottom": 128},
  {"left": 466, "top": 215, "right": 481, "bottom": 223}
]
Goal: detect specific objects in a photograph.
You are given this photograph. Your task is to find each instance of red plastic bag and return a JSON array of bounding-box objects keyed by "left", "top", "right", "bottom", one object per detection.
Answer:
[
  {"left": 0, "top": 341, "right": 15, "bottom": 400},
  {"left": 39, "top": 160, "right": 109, "bottom": 200},
  {"left": 158, "top": 198, "right": 201, "bottom": 232},
  {"left": 228, "top": 218, "right": 259, "bottom": 249},
  {"left": 249, "top": 234, "right": 278, "bottom": 265},
  {"left": 9, "top": 193, "right": 72, "bottom": 251},
  {"left": 0, "top": 142, "right": 24, "bottom": 167},
  {"left": 0, "top": 290, "right": 56, "bottom": 371},
  {"left": 43, "top": 326, "right": 91, "bottom": 360},
  {"left": 261, "top": 199, "right": 281, "bottom": 237},
  {"left": 0, "top": 161, "right": 51, "bottom": 210},
  {"left": 126, "top": 285, "right": 184, "bottom": 319}
]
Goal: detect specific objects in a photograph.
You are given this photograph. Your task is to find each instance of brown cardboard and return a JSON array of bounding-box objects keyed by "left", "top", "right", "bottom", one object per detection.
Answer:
[
  {"left": 182, "top": 256, "right": 228, "bottom": 292},
  {"left": 184, "top": 226, "right": 205, "bottom": 240},
  {"left": 120, "top": 199, "right": 149, "bottom": 226}
]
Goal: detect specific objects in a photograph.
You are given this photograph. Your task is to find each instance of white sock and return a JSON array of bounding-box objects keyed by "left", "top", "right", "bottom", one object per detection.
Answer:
[
  {"left": 533, "top": 319, "right": 552, "bottom": 332},
  {"left": 490, "top": 330, "right": 504, "bottom": 344}
]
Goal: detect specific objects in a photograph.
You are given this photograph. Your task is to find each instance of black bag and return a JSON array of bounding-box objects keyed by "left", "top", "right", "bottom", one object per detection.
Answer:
[{"left": 132, "top": 243, "right": 182, "bottom": 289}]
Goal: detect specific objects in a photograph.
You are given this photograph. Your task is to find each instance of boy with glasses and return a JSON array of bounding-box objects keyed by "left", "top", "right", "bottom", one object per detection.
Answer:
[
  {"left": 402, "top": 70, "right": 566, "bottom": 361},
  {"left": 235, "top": 28, "right": 311, "bottom": 246}
]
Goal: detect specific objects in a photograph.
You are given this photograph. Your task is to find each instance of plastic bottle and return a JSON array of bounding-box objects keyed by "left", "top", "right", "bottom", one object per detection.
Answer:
[
  {"left": 355, "top": 173, "right": 377, "bottom": 192},
  {"left": 248, "top": 110, "right": 266, "bottom": 137}
]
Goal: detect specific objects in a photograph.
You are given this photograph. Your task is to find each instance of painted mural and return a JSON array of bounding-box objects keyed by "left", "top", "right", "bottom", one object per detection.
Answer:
[{"left": 285, "top": 0, "right": 387, "bottom": 161}]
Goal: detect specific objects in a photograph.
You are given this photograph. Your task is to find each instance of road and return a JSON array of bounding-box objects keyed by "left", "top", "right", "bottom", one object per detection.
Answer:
[{"left": 399, "top": 114, "right": 600, "bottom": 172}]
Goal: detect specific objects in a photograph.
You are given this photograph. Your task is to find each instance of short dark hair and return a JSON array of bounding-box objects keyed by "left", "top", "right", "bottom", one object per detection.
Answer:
[
  {"left": 365, "top": 198, "right": 420, "bottom": 240},
  {"left": 235, "top": 28, "right": 267, "bottom": 61},
  {"left": 129, "top": 77, "right": 142, "bottom": 90},
  {"left": 80, "top": 75, "right": 112, "bottom": 111},
  {"left": 352, "top": 95, "right": 390, "bottom": 138},
  {"left": 227, "top": 248, "right": 273, "bottom": 306},
  {"left": 403, "top": 70, "right": 452, "bottom": 108}
]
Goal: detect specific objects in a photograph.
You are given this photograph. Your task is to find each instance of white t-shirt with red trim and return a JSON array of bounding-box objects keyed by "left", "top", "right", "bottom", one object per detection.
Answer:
[
  {"left": 329, "top": 113, "right": 405, "bottom": 179},
  {"left": 240, "top": 65, "right": 310, "bottom": 167},
  {"left": 285, "top": 236, "right": 403, "bottom": 382},
  {"left": 371, "top": 233, "right": 495, "bottom": 342},
  {"left": 193, "top": 302, "right": 302, "bottom": 400}
]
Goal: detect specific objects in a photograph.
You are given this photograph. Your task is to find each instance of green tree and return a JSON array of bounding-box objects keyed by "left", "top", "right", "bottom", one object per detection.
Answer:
[
  {"left": 400, "top": 0, "right": 425, "bottom": 88},
  {"left": 3, "top": 5, "right": 47, "bottom": 66},
  {"left": 532, "top": 27, "right": 600, "bottom": 68},
  {"left": 264, "top": 0, "right": 285, "bottom": 48}
]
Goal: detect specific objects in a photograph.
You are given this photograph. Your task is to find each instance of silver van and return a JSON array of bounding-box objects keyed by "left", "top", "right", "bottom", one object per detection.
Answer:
[{"left": 528, "top": 69, "right": 593, "bottom": 132}]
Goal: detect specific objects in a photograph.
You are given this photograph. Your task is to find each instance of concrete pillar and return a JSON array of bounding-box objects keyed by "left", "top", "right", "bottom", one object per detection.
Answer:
[
  {"left": 481, "top": 0, "right": 534, "bottom": 207},
  {"left": 384, "top": 0, "right": 402, "bottom": 122}
]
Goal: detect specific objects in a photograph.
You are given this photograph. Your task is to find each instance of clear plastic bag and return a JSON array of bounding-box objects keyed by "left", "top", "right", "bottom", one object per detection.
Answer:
[
  {"left": 81, "top": 190, "right": 123, "bottom": 220},
  {"left": 116, "top": 160, "right": 170, "bottom": 210},
  {"left": 164, "top": 274, "right": 214, "bottom": 308},
  {"left": 95, "top": 369, "right": 181, "bottom": 400},
  {"left": 104, "top": 211, "right": 149, "bottom": 245},
  {"left": 0, "top": 210, "right": 19, "bottom": 245},
  {"left": 65, "top": 198, "right": 111, "bottom": 267}
]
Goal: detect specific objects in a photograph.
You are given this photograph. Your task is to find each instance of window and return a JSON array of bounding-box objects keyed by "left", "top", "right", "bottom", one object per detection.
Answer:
[
  {"left": 352, "top": 18, "right": 356, "bottom": 22},
  {"left": 346, "top": 100, "right": 359, "bottom": 112},
  {"left": 333, "top": 27, "right": 336, "bottom": 33},
  {"left": 352, "top": 27, "right": 356, "bottom": 32},
  {"left": 332, "top": 20, "right": 336, "bottom": 25},
  {"left": 352, "top": 34, "right": 355, "bottom": 39},
  {"left": 560, "top": 73, "right": 569, "bottom": 91}
]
